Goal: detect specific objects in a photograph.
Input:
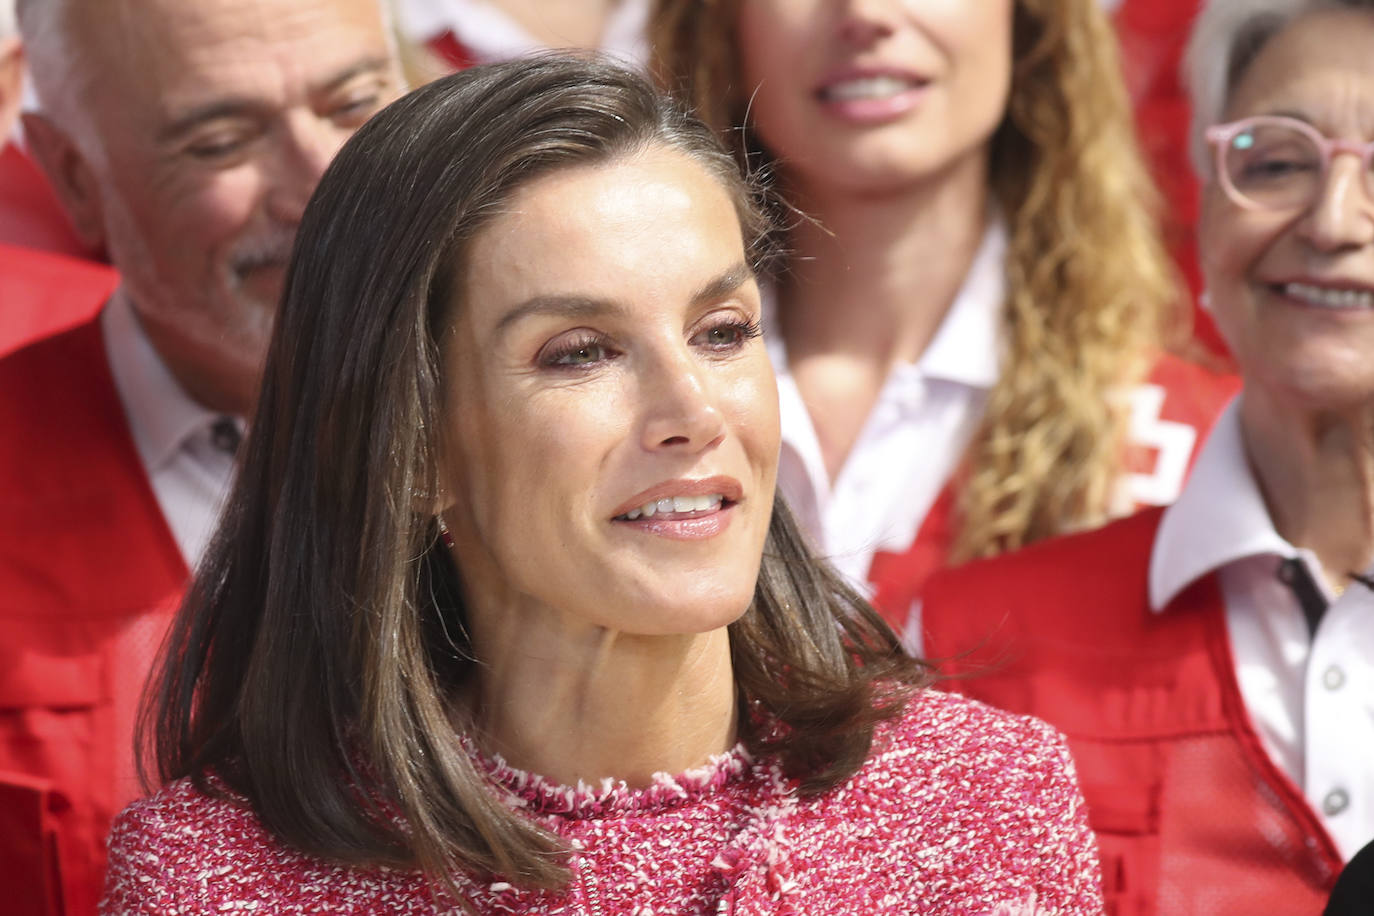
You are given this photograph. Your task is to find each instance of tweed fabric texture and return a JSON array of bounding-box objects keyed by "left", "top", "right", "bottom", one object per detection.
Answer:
[{"left": 101, "top": 691, "right": 1102, "bottom": 914}]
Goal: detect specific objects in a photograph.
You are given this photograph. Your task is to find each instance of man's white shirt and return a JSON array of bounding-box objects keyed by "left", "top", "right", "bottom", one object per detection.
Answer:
[{"left": 102, "top": 291, "right": 238, "bottom": 569}]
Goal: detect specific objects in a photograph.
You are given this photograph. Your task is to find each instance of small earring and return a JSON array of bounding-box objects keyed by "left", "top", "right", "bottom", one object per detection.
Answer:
[{"left": 437, "top": 514, "right": 455, "bottom": 549}]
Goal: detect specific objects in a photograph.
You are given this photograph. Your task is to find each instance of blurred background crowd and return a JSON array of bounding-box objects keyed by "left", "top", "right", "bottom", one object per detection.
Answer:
[{"left": 1, "top": 0, "right": 1372, "bottom": 913}]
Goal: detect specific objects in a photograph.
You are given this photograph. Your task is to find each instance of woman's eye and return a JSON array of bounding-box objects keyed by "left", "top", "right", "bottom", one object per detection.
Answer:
[
  {"left": 544, "top": 338, "right": 613, "bottom": 367},
  {"left": 693, "top": 318, "right": 761, "bottom": 350}
]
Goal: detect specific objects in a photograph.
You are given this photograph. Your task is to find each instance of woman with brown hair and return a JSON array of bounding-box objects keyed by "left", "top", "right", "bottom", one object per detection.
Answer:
[
  {"left": 650, "top": 0, "right": 1237, "bottom": 631},
  {"left": 99, "top": 56, "right": 1101, "bottom": 913}
]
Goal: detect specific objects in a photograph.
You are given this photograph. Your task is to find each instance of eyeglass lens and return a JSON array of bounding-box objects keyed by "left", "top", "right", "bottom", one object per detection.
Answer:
[{"left": 1224, "top": 122, "right": 1374, "bottom": 209}]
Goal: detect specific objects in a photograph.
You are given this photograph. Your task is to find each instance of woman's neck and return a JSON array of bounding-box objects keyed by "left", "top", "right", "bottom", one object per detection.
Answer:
[
  {"left": 463, "top": 608, "right": 738, "bottom": 788},
  {"left": 778, "top": 154, "right": 990, "bottom": 369},
  {"left": 1241, "top": 389, "right": 1374, "bottom": 590},
  {"left": 484, "top": 0, "right": 620, "bottom": 50},
  {"left": 775, "top": 153, "right": 990, "bottom": 480}
]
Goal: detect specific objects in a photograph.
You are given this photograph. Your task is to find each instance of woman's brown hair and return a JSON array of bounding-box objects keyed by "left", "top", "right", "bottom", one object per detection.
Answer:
[
  {"left": 651, "top": 0, "right": 1181, "bottom": 560},
  {"left": 145, "top": 55, "right": 926, "bottom": 897}
]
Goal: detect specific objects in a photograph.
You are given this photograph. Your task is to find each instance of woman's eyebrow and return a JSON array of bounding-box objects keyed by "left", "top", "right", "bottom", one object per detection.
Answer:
[
  {"left": 689, "top": 261, "right": 756, "bottom": 306},
  {"left": 494, "top": 261, "right": 757, "bottom": 335},
  {"left": 493, "top": 295, "right": 624, "bottom": 335}
]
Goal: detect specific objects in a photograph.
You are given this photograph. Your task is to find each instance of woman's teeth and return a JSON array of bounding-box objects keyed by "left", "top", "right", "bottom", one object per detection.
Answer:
[
  {"left": 619, "top": 495, "right": 724, "bottom": 521},
  {"left": 1282, "top": 282, "right": 1374, "bottom": 310},
  {"left": 820, "top": 75, "right": 919, "bottom": 102}
]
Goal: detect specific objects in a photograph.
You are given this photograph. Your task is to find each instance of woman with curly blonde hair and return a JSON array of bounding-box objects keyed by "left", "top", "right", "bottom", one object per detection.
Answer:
[{"left": 650, "top": 0, "right": 1237, "bottom": 631}]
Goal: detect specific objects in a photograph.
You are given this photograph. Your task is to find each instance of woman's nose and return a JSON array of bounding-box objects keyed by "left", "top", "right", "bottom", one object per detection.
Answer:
[
  {"left": 639, "top": 350, "right": 727, "bottom": 452},
  {"left": 1299, "top": 155, "right": 1374, "bottom": 251},
  {"left": 835, "top": 0, "right": 899, "bottom": 47}
]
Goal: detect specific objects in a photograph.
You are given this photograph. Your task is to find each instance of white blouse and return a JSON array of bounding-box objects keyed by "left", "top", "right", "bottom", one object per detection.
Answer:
[
  {"left": 1150, "top": 399, "right": 1374, "bottom": 860},
  {"left": 767, "top": 221, "right": 1007, "bottom": 589}
]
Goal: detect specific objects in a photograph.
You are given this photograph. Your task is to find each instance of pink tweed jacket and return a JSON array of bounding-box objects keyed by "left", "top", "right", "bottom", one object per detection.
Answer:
[{"left": 101, "top": 691, "right": 1103, "bottom": 915}]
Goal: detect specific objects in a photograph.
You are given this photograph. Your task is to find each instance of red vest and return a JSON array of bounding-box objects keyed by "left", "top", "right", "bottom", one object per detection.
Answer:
[
  {"left": 0, "top": 316, "right": 187, "bottom": 916},
  {"left": 867, "top": 354, "right": 1240, "bottom": 628},
  {"left": 920, "top": 508, "right": 1343, "bottom": 914},
  {"left": 0, "top": 243, "right": 116, "bottom": 357}
]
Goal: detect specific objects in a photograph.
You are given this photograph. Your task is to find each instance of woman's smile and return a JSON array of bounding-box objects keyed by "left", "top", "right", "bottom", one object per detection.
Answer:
[{"left": 610, "top": 475, "right": 743, "bottom": 539}]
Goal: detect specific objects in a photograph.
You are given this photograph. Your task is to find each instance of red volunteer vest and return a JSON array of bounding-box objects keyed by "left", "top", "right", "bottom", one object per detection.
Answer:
[
  {"left": 867, "top": 354, "right": 1240, "bottom": 628},
  {"left": 0, "top": 316, "right": 187, "bottom": 916},
  {"left": 0, "top": 243, "right": 115, "bottom": 357},
  {"left": 920, "top": 508, "right": 1342, "bottom": 914}
]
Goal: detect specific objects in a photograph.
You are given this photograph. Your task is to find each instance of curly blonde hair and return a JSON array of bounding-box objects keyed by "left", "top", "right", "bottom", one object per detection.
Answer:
[{"left": 650, "top": 0, "right": 1180, "bottom": 561}]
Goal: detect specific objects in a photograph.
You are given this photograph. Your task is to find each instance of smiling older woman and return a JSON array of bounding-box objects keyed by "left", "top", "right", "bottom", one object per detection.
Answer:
[
  {"left": 97, "top": 58, "right": 1102, "bottom": 914},
  {"left": 919, "top": 0, "right": 1374, "bottom": 911}
]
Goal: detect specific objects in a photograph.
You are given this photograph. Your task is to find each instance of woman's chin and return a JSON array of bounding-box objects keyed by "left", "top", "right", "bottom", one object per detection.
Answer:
[{"left": 1255, "top": 354, "right": 1374, "bottom": 414}]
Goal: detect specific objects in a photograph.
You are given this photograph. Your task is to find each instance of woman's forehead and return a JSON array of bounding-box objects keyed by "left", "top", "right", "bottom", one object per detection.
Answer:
[
  {"left": 455, "top": 149, "right": 750, "bottom": 329},
  {"left": 1226, "top": 9, "right": 1374, "bottom": 127}
]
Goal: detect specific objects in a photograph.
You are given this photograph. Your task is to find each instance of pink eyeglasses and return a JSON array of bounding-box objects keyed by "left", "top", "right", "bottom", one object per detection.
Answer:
[{"left": 1205, "top": 115, "right": 1374, "bottom": 211}]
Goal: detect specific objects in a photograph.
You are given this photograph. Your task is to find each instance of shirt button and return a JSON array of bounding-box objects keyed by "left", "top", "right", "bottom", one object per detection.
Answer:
[
  {"left": 1322, "top": 788, "right": 1350, "bottom": 817},
  {"left": 1323, "top": 666, "right": 1347, "bottom": 690},
  {"left": 211, "top": 417, "right": 242, "bottom": 455}
]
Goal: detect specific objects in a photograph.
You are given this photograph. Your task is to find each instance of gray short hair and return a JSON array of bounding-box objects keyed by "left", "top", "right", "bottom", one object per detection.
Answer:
[
  {"left": 1185, "top": 0, "right": 1374, "bottom": 178},
  {"left": 17, "top": 0, "right": 398, "bottom": 163},
  {"left": 15, "top": 0, "right": 89, "bottom": 150}
]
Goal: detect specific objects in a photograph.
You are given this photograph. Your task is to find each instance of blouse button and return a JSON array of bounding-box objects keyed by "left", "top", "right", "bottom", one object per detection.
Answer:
[
  {"left": 1323, "top": 665, "right": 1347, "bottom": 690},
  {"left": 1322, "top": 788, "right": 1350, "bottom": 817}
]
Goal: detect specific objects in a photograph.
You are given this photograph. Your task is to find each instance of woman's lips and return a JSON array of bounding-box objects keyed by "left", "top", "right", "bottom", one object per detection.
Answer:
[
  {"left": 815, "top": 71, "right": 930, "bottom": 124},
  {"left": 613, "top": 501, "right": 736, "bottom": 540},
  {"left": 1269, "top": 280, "right": 1374, "bottom": 311},
  {"left": 610, "top": 476, "right": 742, "bottom": 540}
]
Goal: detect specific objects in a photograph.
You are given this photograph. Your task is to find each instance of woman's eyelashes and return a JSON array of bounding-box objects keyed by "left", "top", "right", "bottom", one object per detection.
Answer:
[
  {"left": 536, "top": 315, "right": 762, "bottom": 371},
  {"left": 692, "top": 316, "right": 762, "bottom": 351},
  {"left": 541, "top": 332, "right": 614, "bottom": 368}
]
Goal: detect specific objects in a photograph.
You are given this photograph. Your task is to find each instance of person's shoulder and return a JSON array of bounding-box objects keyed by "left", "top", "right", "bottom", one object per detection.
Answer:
[
  {"left": 922, "top": 507, "right": 1162, "bottom": 615},
  {"left": 0, "top": 311, "right": 110, "bottom": 432},
  {"left": 877, "top": 690, "right": 1091, "bottom": 840},
  {"left": 0, "top": 244, "right": 112, "bottom": 358},
  {"left": 102, "top": 778, "right": 267, "bottom": 911},
  {"left": 103, "top": 777, "right": 432, "bottom": 913},
  {"left": 106, "top": 777, "right": 274, "bottom": 869},
  {"left": 876, "top": 688, "right": 1076, "bottom": 780},
  {"left": 0, "top": 307, "right": 103, "bottom": 376},
  {"left": 812, "top": 690, "right": 1101, "bottom": 909}
]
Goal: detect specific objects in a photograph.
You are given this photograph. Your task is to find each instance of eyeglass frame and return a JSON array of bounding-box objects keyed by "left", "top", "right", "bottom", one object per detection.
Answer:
[{"left": 1204, "top": 115, "right": 1374, "bottom": 211}]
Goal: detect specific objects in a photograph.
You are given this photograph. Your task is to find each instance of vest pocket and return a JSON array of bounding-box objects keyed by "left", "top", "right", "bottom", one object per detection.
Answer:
[{"left": 1083, "top": 777, "right": 1161, "bottom": 916}]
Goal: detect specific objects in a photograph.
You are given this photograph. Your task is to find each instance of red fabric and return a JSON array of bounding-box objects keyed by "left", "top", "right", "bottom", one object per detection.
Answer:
[
  {"left": 0, "top": 316, "right": 187, "bottom": 916},
  {"left": 1111, "top": 0, "right": 1230, "bottom": 364},
  {"left": 867, "top": 354, "right": 1239, "bottom": 626},
  {"left": 920, "top": 508, "right": 1344, "bottom": 914},
  {"left": 427, "top": 32, "right": 480, "bottom": 71},
  {"left": 0, "top": 772, "right": 65, "bottom": 916},
  {"left": 868, "top": 485, "right": 956, "bottom": 632},
  {"left": 104, "top": 693, "right": 1104, "bottom": 913},
  {"left": 0, "top": 243, "right": 116, "bottom": 357},
  {"left": 0, "top": 144, "right": 100, "bottom": 261}
]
